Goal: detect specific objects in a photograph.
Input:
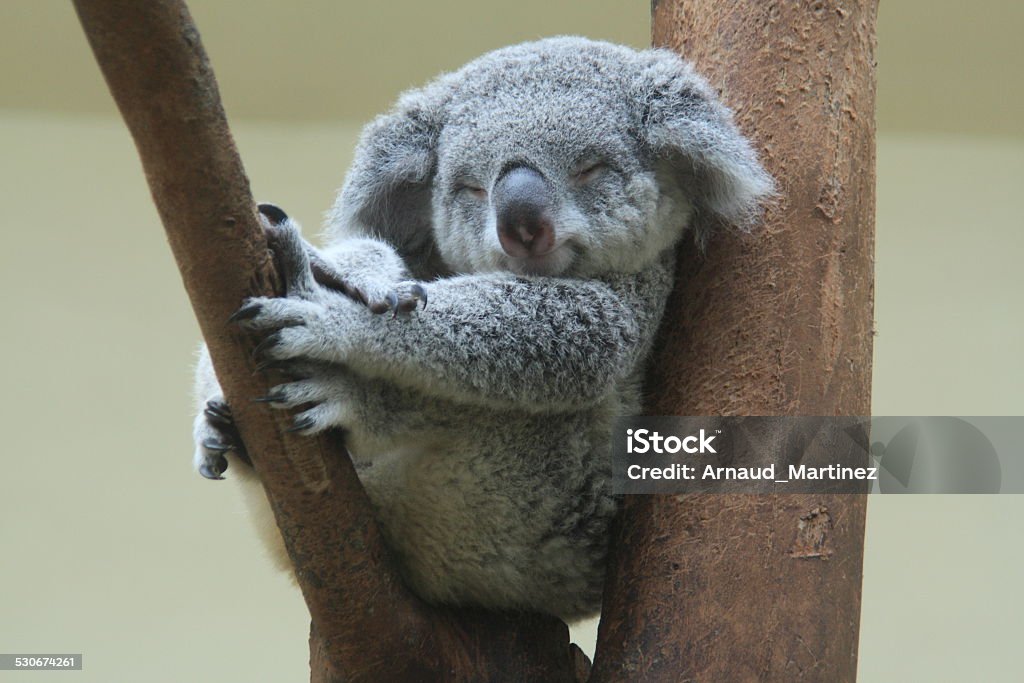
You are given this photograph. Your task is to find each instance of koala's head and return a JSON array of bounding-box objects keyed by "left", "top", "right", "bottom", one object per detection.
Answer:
[{"left": 330, "top": 37, "right": 773, "bottom": 278}]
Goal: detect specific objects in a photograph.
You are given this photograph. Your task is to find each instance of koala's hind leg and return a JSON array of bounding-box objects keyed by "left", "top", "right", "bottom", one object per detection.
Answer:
[
  {"left": 191, "top": 341, "right": 254, "bottom": 480},
  {"left": 193, "top": 398, "right": 250, "bottom": 480}
]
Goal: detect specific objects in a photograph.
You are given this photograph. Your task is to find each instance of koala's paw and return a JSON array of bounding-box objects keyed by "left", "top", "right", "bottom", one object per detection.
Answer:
[
  {"left": 229, "top": 212, "right": 353, "bottom": 362},
  {"left": 255, "top": 371, "right": 357, "bottom": 436},
  {"left": 192, "top": 398, "right": 249, "bottom": 480},
  {"left": 309, "top": 257, "right": 371, "bottom": 308},
  {"left": 312, "top": 258, "right": 427, "bottom": 316},
  {"left": 258, "top": 203, "right": 367, "bottom": 307},
  {"left": 231, "top": 213, "right": 428, "bottom": 371},
  {"left": 367, "top": 282, "right": 428, "bottom": 317},
  {"left": 258, "top": 203, "right": 427, "bottom": 318},
  {"left": 231, "top": 294, "right": 345, "bottom": 371}
]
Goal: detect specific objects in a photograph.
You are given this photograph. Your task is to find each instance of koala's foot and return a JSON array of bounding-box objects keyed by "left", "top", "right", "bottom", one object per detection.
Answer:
[{"left": 193, "top": 398, "right": 250, "bottom": 480}]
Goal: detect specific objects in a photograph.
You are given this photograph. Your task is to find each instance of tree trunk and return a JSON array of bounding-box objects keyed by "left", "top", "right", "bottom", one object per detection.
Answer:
[
  {"left": 72, "top": 1, "right": 580, "bottom": 681},
  {"left": 591, "top": 1, "right": 876, "bottom": 681}
]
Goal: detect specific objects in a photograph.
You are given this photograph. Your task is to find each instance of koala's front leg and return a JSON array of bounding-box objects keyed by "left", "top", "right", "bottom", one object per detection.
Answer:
[
  {"left": 232, "top": 218, "right": 672, "bottom": 412},
  {"left": 191, "top": 210, "right": 433, "bottom": 466}
]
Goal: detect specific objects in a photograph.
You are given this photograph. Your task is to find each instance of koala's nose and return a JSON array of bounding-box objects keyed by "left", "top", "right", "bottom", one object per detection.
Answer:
[{"left": 493, "top": 166, "right": 556, "bottom": 258}]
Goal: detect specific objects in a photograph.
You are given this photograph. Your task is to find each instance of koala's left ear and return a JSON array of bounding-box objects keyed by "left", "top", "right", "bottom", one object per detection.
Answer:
[{"left": 637, "top": 50, "right": 775, "bottom": 238}]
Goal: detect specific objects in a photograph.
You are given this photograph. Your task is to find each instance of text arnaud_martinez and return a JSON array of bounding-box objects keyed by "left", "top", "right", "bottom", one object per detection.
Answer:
[{"left": 625, "top": 428, "right": 879, "bottom": 482}]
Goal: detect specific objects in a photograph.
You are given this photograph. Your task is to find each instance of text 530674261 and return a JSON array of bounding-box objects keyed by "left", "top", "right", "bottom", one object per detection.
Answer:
[{"left": 0, "top": 654, "right": 82, "bottom": 670}]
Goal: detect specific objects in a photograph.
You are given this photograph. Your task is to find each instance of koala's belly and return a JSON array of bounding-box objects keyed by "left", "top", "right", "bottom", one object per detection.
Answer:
[{"left": 352, "top": 414, "right": 615, "bottom": 619}]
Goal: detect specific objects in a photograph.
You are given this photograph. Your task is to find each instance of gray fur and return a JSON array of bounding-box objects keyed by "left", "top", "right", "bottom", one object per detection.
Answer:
[{"left": 192, "top": 36, "right": 772, "bottom": 620}]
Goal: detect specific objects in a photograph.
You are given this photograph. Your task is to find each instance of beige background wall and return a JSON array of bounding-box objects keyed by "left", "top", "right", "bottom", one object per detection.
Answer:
[{"left": 1, "top": 2, "right": 1021, "bottom": 681}]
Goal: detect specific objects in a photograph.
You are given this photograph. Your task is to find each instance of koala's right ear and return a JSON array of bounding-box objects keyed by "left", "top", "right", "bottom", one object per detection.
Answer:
[{"left": 328, "top": 84, "right": 449, "bottom": 263}]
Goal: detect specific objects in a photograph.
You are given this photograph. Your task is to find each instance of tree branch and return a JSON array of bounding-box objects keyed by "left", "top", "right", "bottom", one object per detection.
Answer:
[
  {"left": 73, "top": 1, "right": 579, "bottom": 680},
  {"left": 592, "top": 1, "right": 877, "bottom": 680}
]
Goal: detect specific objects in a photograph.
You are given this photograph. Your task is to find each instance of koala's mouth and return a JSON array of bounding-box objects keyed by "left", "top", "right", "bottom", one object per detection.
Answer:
[{"left": 501, "top": 241, "right": 577, "bottom": 277}]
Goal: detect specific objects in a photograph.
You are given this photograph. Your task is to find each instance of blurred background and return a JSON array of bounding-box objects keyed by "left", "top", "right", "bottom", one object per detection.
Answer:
[{"left": 0, "top": 1, "right": 1021, "bottom": 681}]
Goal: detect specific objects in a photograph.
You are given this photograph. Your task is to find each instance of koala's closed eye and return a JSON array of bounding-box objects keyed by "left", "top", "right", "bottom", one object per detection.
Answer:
[
  {"left": 454, "top": 181, "right": 488, "bottom": 200},
  {"left": 571, "top": 160, "right": 610, "bottom": 184}
]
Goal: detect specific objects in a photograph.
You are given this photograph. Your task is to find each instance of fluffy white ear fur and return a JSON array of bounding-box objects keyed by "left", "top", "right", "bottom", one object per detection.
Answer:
[
  {"left": 326, "top": 80, "right": 452, "bottom": 276},
  {"left": 638, "top": 49, "right": 775, "bottom": 244}
]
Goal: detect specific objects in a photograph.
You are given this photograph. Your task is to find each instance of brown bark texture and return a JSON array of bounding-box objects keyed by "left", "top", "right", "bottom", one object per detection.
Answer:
[
  {"left": 591, "top": 1, "right": 877, "bottom": 681},
  {"left": 72, "top": 1, "right": 581, "bottom": 681}
]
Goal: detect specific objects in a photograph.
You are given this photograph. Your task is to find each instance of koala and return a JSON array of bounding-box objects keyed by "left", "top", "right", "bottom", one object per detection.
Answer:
[{"left": 192, "top": 36, "right": 772, "bottom": 621}]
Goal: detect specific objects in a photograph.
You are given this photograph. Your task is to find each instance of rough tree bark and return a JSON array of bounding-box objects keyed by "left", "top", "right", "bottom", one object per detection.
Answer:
[
  {"left": 591, "top": 1, "right": 876, "bottom": 681},
  {"left": 75, "top": 0, "right": 875, "bottom": 679},
  {"left": 72, "top": 1, "right": 582, "bottom": 681}
]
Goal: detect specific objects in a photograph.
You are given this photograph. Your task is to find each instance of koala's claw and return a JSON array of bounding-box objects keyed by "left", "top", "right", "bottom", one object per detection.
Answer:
[
  {"left": 252, "top": 332, "right": 283, "bottom": 360},
  {"left": 228, "top": 302, "right": 263, "bottom": 323},
  {"left": 196, "top": 432, "right": 230, "bottom": 480},
  {"left": 257, "top": 360, "right": 313, "bottom": 380},
  {"left": 253, "top": 357, "right": 286, "bottom": 374},
  {"left": 257, "top": 203, "right": 289, "bottom": 226},
  {"left": 202, "top": 400, "right": 242, "bottom": 446},
  {"left": 287, "top": 415, "right": 317, "bottom": 434},
  {"left": 311, "top": 260, "right": 369, "bottom": 306},
  {"left": 205, "top": 399, "right": 232, "bottom": 418},
  {"left": 202, "top": 400, "right": 234, "bottom": 430},
  {"left": 252, "top": 391, "right": 287, "bottom": 403},
  {"left": 370, "top": 283, "right": 428, "bottom": 317},
  {"left": 199, "top": 454, "right": 229, "bottom": 480},
  {"left": 202, "top": 437, "right": 233, "bottom": 454},
  {"left": 410, "top": 284, "right": 428, "bottom": 308}
]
